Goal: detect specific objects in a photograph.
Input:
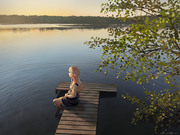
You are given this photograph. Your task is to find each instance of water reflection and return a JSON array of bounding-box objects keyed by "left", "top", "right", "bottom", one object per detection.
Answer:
[
  {"left": 0, "top": 24, "right": 162, "bottom": 135},
  {"left": 0, "top": 23, "right": 113, "bottom": 33},
  {"left": 0, "top": 26, "right": 110, "bottom": 135},
  {"left": 0, "top": 23, "right": 130, "bottom": 33}
]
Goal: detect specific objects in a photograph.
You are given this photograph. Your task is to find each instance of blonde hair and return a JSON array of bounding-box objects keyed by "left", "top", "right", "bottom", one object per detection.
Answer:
[{"left": 69, "top": 66, "right": 83, "bottom": 92}]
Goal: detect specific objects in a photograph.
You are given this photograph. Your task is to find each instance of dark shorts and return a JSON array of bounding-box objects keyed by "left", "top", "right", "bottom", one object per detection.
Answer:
[{"left": 62, "top": 92, "right": 80, "bottom": 107}]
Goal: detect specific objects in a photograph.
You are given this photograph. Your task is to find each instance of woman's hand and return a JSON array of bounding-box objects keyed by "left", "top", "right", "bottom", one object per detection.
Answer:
[{"left": 64, "top": 93, "right": 68, "bottom": 98}]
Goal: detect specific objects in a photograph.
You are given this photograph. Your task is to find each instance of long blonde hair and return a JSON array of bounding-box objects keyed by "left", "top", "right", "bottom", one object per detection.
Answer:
[{"left": 69, "top": 66, "right": 83, "bottom": 92}]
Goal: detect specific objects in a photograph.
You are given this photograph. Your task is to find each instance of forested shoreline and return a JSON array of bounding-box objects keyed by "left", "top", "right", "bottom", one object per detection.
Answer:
[
  {"left": 0, "top": 15, "right": 125, "bottom": 24},
  {"left": 0, "top": 15, "right": 164, "bottom": 25},
  {"left": 0, "top": 15, "right": 165, "bottom": 29}
]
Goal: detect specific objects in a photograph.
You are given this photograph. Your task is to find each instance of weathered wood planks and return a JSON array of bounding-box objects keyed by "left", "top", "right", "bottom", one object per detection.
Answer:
[{"left": 55, "top": 82, "right": 117, "bottom": 135}]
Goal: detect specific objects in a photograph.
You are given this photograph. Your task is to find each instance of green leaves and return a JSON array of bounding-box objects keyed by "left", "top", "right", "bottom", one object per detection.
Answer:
[
  {"left": 123, "top": 89, "right": 180, "bottom": 133},
  {"left": 84, "top": 0, "right": 180, "bottom": 88},
  {"left": 84, "top": 0, "right": 180, "bottom": 134}
]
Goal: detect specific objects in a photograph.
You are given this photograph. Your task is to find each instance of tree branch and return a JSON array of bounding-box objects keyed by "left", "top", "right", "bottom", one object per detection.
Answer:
[{"left": 169, "top": 18, "right": 180, "bottom": 51}]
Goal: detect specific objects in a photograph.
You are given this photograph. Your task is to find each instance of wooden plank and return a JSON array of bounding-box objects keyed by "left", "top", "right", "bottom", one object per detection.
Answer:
[
  {"left": 55, "top": 82, "right": 117, "bottom": 135},
  {"left": 79, "top": 100, "right": 98, "bottom": 104},
  {"left": 80, "top": 94, "right": 99, "bottom": 96},
  {"left": 67, "top": 107, "right": 98, "bottom": 112},
  {"left": 56, "top": 87, "right": 117, "bottom": 91},
  {"left": 56, "top": 89, "right": 99, "bottom": 95},
  {"left": 76, "top": 102, "right": 99, "bottom": 106},
  {"left": 56, "top": 89, "right": 102, "bottom": 94},
  {"left": 76, "top": 104, "right": 98, "bottom": 108},
  {"left": 80, "top": 94, "right": 99, "bottom": 97},
  {"left": 70, "top": 106, "right": 98, "bottom": 110},
  {"left": 80, "top": 96, "right": 99, "bottom": 99},
  {"left": 80, "top": 91, "right": 99, "bottom": 93},
  {"left": 62, "top": 113, "right": 98, "bottom": 117},
  {"left": 84, "top": 85, "right": 117, "bottom": 88},
  {"left": 63, "top": 110, "right": 98, "bottom": 115},
  {"left": 64, "top": 109, "right": 98, "bottom": 113},
  {"left": 88, "top": 86, "right": 117, "bottom": 89},
  {"left": 80, "top": 93, "right": 99, "bottom": 96},
  {"left": 56, "top": 85, "right": 117, "bottom": 89},
  {"left": 59, "top": 120, "right": 95, "bottom": 126},
  {"left": 65, "top": 107, "right": 98, "bottom": 112},
  {"left": 58, "top": 82, "right": 117, "bottom": 87},
  {"left": 57, "top": 83, "right": 117, "bottom": 89},
  {"left": 61, "top": 116, "right": 97, "bottom": 120},
  {"left": 76, "top": 103, "right": 98, "bottom": 107},
  {"left": 56, "top": 88, "right": 117, "bottom": 93},
  {"left": 78, "top": 99, "right": 99, "bottom": 102},
  {"left": 57, "top": 125, "right": 96, "bottom": 130},
  {"left": 56, "top": 86, "right": 116, "bottom": 90},
  {"left": 84, "top": 84, "right": 117, "bottom": 88},
  {"left": 81, "top": 90, "right": 99, "bottom": 92},
  {"left": 83, "top": 88, "right": 117, "bottom": 92},
  {"left": 68, "top": 109, "right": 98, "bottom": 113},
  {"left": 56, "top": 88, "right": 69, "bottom": 90},
  {"left": 80, "top": 91, "right": 99, "bottom": 94},
  {"left": 80, "top": 95, "right": 99, "bottom": 98},
  {"left": 79, "top": 101, "right": 98, "bottom": 105},
  {"left": 79, "top": 98, "right": 99, "bottom": 101},
  {"left": 60, "top": 116, "right": 97, "bottom": 122},
  {"left": 62, "top": 113, "right": 97, "bottom": 118},
  {"left": 56, "top": 129, "right": 96, "bottom": 134}
]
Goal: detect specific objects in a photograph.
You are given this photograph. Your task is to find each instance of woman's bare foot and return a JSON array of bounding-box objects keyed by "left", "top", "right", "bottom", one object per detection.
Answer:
[
  {"left": 55, "top": 106, "right": 64, "bottom": 118},
  {"left": 55, "top": 109, "right": 61, "bottom": 119},
  {"left": 53, "top": 98, "right": 62, "bottom": 107}
]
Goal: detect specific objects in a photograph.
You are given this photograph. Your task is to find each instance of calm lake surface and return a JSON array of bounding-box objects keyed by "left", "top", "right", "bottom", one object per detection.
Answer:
[{"left": 0, "top": 24, "right": 178, "bottom": 135}]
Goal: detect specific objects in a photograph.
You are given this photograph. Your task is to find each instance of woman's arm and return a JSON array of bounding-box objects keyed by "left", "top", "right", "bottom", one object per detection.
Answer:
[
  {"left": 65, "top": 90, "right": 71, "bottom": 95},
  {"left": 66, "top": 89, "right": 76, "bottom": 98},
  {"left": 65, "top": 84, "right": 77, "bottom": 98},
  {"left": 64, "top": 90, "right": 70, "bottom": 97}
]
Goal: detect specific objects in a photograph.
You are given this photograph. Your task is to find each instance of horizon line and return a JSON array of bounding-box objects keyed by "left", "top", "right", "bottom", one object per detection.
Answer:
[
  {"left": 0, "top": 14, "right": 108, "bottom": 17},
  {"left": 0, "top": 14, "right": 159, "bottom": 18}
]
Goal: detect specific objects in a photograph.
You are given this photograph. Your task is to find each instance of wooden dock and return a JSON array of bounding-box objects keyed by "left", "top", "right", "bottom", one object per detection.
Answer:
[{"left": 55, "top": 82, "right": 117, "bottom": 135}]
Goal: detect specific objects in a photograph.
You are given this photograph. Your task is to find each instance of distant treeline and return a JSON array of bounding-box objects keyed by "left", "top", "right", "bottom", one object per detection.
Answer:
[
  {"left": 0, "top": 15, "right": 165, "bottom": 26},
  {"left": 0, "top": 15, "right": 127, "bottom": 24}
]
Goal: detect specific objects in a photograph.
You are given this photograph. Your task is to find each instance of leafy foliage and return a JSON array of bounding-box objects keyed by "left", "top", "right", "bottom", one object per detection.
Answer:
[
  {"left": 122, "top": 89, "right": 180, "bottom": 134},
  {"left": 84, "top": 0, "right": 180, "bottom": 133}
]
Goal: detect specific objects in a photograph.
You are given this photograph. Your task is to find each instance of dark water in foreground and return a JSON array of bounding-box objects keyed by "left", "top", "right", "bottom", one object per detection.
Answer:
[{"left": 0, "top": 24, "right": 179, "bottom": 135}]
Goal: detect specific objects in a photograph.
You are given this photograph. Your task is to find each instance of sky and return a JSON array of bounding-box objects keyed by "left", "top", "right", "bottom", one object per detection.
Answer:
[
  {"left": 0, "top": 0, "right": 107, "bottom": 16},
  {"left": 0, "top": 0, "right": 167, "bottom": 16}
]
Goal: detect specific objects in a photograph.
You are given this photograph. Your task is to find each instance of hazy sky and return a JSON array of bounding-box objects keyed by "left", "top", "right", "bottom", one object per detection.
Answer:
[
  {"left": 0, "top": 0, "right": 108, "bottom": 16},
  {"left": 0, "top": 0, "right": 167, "bottom": 16}
]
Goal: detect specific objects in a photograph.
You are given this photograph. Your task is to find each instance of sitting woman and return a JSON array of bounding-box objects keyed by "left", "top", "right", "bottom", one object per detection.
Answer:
[{"left": 53, "top": 66, "right": 83, "bottom": 112}]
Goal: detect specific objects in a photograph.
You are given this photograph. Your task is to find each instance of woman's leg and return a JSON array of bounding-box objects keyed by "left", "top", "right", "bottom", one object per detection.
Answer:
[
  {"left": 53, "top": 97, "right": 63, "bottom": 109},
  {"left": 54, "top": 97, "right": 65, "bottom": 117}
]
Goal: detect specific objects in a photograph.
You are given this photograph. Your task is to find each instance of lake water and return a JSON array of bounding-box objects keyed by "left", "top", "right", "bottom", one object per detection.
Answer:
[{"left": 0, "top": 24, "right": 178, "bottom": 135}]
